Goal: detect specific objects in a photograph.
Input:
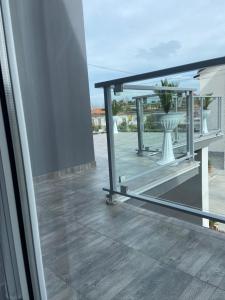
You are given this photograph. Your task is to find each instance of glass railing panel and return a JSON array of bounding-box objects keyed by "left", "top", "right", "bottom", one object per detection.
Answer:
[
  {"left": 110, "top": 76, "right": 192, "bottom": 193},
  {"left": 206, "top": 96, "right": 221, "bottom": 134},
  {"left": 194, "top": 96, "right": 222, "bottom": 138},
  {"left": 140, "top": 90, "right": 189, "bottom": 162},
  {"left": 138, "top": 65, "right": 225, "bottom": 228},
  {"left": 193, "top": 64, "right": 224, "bottom": 138},
  {"left": 142, "top": 96, "right": 164, "bottom": 157},
  {"left": 193, "top": 97, "right": 201, "bottom": 138},
  {"left": 105, "top": 63, "right": 225, "bottom": 231},
  {"left": 111, "top": 93, "right": 139, "bottom": 188}
]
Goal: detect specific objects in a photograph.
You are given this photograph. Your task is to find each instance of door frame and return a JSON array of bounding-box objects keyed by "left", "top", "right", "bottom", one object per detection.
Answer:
[{"left": 0, "top": 1, "right": 47, "bottom": 299}]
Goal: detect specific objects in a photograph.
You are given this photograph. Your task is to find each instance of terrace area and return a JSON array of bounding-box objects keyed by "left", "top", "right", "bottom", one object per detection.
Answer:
[{"left": 36, "top": 134, "right": 225, "bottom": 300}]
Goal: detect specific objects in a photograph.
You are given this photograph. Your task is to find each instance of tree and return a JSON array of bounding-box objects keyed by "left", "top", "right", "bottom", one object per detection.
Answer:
[{"left": 112, "top": 100, "right": 122, "bottom": 116}]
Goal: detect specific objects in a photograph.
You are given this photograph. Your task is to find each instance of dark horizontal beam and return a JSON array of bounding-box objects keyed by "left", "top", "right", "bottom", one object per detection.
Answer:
[
  {"left": 95, "top": 56, "right": 225, "bottom": 88},
  {"left": 103, "top": 188, "right": 225, "bottom": 224}
]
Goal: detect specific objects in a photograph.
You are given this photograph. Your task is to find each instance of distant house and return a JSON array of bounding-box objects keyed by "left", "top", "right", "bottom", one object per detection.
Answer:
[
  {"left": 91, "top": 108, "right": 106, "bottom": 130},
  {"left": 91, "top": 107, "right": 137, "bottom": 128},
  {"left": 91, "top": 108, "right": 105, "bottom": 117}
]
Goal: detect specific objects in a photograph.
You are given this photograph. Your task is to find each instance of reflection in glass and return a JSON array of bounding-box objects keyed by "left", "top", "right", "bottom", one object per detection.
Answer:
[{"left": 0, "top": 195, "right": 22, "bottom": 299}]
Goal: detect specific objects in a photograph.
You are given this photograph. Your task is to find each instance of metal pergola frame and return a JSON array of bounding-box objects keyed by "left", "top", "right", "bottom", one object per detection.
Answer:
[
  {"left": 95, "top": 56, "right": 225, "bottom": 224},
  {"left": 95, "top": 56, "right": 225, "bottom": 88}
]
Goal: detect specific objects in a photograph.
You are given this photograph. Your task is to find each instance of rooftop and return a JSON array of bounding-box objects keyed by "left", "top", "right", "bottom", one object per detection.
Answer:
[
  {"left": 91, "top": 108, "right": 105, "bottom": 116},
  {"left": 36, "top": 134, "right": 225, "bottom": 300}
]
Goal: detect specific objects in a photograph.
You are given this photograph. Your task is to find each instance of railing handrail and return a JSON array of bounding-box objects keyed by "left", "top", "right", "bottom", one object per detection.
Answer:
[
  {"left": 123, "top": 84, "right": 196, "bottom": 93},
  {"left": 193, "top": 96, "right": 222, "bottom": 99},
  {"left": 95, "top": 56, "right": 225, "bottom": 88}
]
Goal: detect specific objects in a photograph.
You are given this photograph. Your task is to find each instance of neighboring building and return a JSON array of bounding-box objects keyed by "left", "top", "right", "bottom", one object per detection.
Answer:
[
  {"left": 197, "top": 66, "right": 225, "bottom": 168},
  {"left": 91, "top": 108, "right": 106, "bottom": 130},
  {"left": 91, "top": 107, "right": 138, "bottom": 133}
]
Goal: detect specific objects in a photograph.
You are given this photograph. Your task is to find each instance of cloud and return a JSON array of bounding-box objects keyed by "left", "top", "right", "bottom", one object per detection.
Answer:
[
  {"left": 137, "top": 40, "right": 181, "bottom": 60},
  {"left": 83, "top": 0, "right": 225, "bottom": 106}
]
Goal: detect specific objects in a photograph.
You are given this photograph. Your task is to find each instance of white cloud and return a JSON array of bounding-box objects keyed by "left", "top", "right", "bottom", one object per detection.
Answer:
[
  {"left": 137, "top": 40, "right": 181, "bottom": 59},
  {"left": 83, "top": 0, "right": 225, "bottom": 106}
]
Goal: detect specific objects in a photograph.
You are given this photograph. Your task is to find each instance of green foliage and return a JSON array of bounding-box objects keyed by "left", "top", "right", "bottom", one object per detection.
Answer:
[
  {"left": 144, "top": 115, "right": 155, "bottom": 131},
  {"left": 194, "top": 98, "right": 201, "bottom": 107},
  {"left": 203, "top": 94, "right": 213, "bottom": 110},
  {"left": 156, "top": 79, "right": 178, "bottom": 113},
  {"left": 92, "top": 124, "right": 102, "bottom": 132},
  {"left": 118, "top": 119, "right": 128, "bottom": 132},
  {"left": 111, "top": 99, "right": 136, "bottom": 115},
  {"left": 112, "top": 100, "right": 121, "bottom": 116},
  {"left": 128, "top": 124, "right": 137, "bottom": 132},
  {"left": 209, "top": 220, "right": 218, "bottom": 230}
]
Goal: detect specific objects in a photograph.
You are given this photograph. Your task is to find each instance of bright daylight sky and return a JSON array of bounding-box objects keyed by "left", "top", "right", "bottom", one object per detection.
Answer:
[{"left": 83, "top": 0, "right": 225, "bottom": 107}]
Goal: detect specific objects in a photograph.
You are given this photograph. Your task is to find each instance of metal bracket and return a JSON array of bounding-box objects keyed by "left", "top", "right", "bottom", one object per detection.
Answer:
[
  {"left": 105, "top": 193, "right": 117, "bottom": 205},
  {"left": 113, "top": 84, "right": 123, "bottom": 95},
  {"left": 120, "top": 185, "right": 128, "bottom": 194},
  {"left": 119, "top": 176, "right": 126, "bottom": 183}
]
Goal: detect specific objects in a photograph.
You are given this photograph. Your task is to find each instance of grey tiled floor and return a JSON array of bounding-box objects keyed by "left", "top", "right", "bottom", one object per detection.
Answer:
[
  {"left": 114, "top": 131, "right": 187, "bottom": 182},
  {"left": 209, "top": 169, "right": 225, "bottom": 231},
  {"left": 35, "top": 134, "right": 225, "bottom": 300}
]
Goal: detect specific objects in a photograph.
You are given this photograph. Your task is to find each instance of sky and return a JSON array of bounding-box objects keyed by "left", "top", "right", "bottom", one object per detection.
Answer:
[{"left": 82, "top": 0, "right": 225, "bottom": 107}]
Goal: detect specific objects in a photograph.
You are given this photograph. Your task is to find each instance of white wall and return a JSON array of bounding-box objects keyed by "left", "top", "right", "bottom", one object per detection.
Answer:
[{"left": 199, "top": 66, "right": 225, "bottom": 153}]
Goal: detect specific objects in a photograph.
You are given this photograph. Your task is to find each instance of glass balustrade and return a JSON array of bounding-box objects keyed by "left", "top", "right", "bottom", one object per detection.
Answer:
[
  {"left": 98, "top": 60, "right": 225, "bottom": 227},
  {"left": 111, "top": 84, "right": 193, "bottom": 193}
]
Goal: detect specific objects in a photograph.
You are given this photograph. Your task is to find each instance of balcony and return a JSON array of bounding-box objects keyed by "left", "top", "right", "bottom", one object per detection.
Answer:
[
  {"left": 105, "top": 92, "right": 222, "bottom": 197},
  {"left": 95, "top": 59, "right": 224, "bottom": 224},
  {"left": 32, "top": 59, "right": 225, "bottom": 299},
  {"left": 37, "top": 133, "right": 225, "bottom": 299},
  {"left": 30, "top": 59, "right": 225, "bottom": 299}
]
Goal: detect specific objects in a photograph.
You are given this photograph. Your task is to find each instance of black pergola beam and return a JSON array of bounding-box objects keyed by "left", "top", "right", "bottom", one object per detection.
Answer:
[{"left": 95, "top": 56, "right": 225, "bottom": 88}]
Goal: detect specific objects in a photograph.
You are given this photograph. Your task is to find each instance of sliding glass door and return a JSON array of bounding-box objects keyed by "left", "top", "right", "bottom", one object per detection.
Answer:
[
  {"left": 0, "top": 1, "right": 47, "bottom": 298},
  {"left": 0, "top": 71, "right": 29, "bottom": 299},
  {"left": 0, "top": 157, "right": 24, "bottom": 300}
]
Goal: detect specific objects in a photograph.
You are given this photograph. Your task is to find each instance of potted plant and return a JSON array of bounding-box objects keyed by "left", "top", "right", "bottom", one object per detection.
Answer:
[
  {"left": 202, "top": 94, "right": 213, "bottom": 134},
  {"left": 112, "top": 100, "right": 120, "bottom": 134},
  {"left": 209, "top": 220, "right": 219, "bottom": 231},
  {"left": 118, "top": 119, "right": 128, "bottom": 132},
  {"left": 208, "top": 159, "right": 213, "bottom": 175},
  {"left": 156, "top": 79, "right": 184, "bottom": 165}
]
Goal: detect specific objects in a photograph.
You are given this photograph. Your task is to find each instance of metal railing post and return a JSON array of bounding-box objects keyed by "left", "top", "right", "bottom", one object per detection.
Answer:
[
  {"left": 187, "top": 91, "right": 194, "bottom": 160},
  {"left": 136, "top": 98, "right": 144, "bottom": 155},
  {"left": 200, "top": 97, "right": 204, "bottom": 136},
  {"left": 174, "top": 95, "right": 179, "bottom": 143},
  {"left": 104, "top": 87, "right": 116, "bottom": 203},
  {"left": 186, "top": 92, "right": 190, "bottom": 156},
  {"left": 218, "top": 97, "right": 222, "bottom": 132},
  {"left": 190, "top": 91, "right": 194, "bottom": 160}
]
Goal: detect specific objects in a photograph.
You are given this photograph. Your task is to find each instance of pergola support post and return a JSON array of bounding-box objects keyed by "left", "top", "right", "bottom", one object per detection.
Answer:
[{"left": 104, "top": 87, "right": 117, "bottom": 204}]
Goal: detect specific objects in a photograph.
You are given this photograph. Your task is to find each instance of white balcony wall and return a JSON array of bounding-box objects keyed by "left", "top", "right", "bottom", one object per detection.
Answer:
[{"left": 199, "top": 66, "right": 225, "bottom": 167}]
